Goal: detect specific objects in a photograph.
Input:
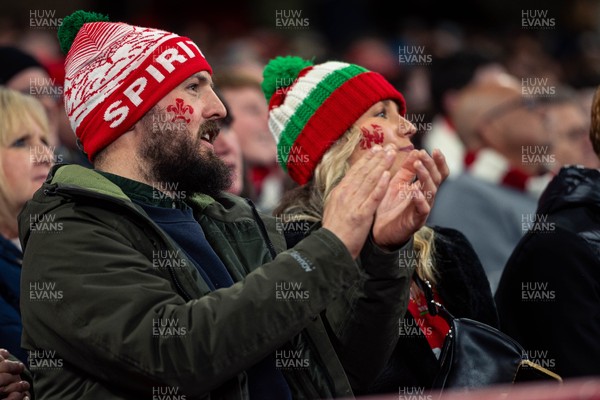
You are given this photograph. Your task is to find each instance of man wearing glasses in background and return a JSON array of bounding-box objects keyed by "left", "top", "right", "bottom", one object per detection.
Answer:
[{"left": 428, "top": 77, "right": 553, "bottom": 293}]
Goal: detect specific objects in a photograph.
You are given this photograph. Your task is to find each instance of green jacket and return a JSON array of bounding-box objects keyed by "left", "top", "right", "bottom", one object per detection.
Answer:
[{"left": 18, "top": 164, "right": 413, "bottom": 399}]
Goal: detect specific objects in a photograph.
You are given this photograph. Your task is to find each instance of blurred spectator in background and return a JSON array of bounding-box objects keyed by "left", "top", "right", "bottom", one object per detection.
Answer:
[
  {"left": 0, "top": 46, "right": 60, "bottom": 146},
  {"left": 0, "top": 45, "right": 87, "bottom": 167},
  {"left": 424, "top": 51, "right": 508, "bottom": 177},
  {"left": 215, "top": 69, "right": 287, "bottom": 212},
  {"left": 212, "top": 37, "right": 267, "bottom": 83},
  {"left": 213, "top": 94, "right": 246, "bottom": 196},
  {"left": 343, "top": 36, "right": 402, "bottom": 87},
  {"left": 545, "top": 86, "right": 600, "bottom": 171},
  {"left": 18, "top": 31, "right": 90, "bottom": 167},
  {"left": 495, "top": 85, "right": 600, "bottom": 379},
  {"left": 428, "top": 79, "right": 554, "bottom": 292},
  {"left": 503, "top": 33, "right": 562, "bottom": 86},
  {"left": 0, "top": 87, "right": 53, "bottom": 365}
]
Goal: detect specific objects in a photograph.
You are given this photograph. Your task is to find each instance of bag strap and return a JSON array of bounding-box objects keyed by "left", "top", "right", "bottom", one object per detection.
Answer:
[
  {"left": 517, "top": 359, "right": 563, "bottom": 383},
  {"left": 413, "top": 275, "right": 456, "bottom": 321}
]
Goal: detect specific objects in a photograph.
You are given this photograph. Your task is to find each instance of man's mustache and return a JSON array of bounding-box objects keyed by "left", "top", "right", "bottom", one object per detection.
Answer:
[{"left": 198, "top": 120, "right": 221, "bottom": 143}]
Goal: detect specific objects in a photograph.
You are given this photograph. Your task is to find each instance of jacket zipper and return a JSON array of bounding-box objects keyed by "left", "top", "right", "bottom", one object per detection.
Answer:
[{"left": 44, "top": 185, "right": 193, "bottom": 301}]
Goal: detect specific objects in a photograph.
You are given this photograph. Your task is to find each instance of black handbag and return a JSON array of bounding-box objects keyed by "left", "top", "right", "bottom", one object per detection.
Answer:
[{"left": 414, "top": 277, "right": 562, "bottom": 390}]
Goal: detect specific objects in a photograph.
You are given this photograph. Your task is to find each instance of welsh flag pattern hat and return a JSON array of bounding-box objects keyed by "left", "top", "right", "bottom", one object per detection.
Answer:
[{"left": 262, "top": 56, "right": 406, "bottom": 185}]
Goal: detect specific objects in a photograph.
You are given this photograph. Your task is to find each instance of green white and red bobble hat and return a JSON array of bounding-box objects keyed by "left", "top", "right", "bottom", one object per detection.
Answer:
[
  {"left": 262, "top": 56, "right": 406, "bottom": 185},
  {"left": 57, "top": 10, "right": 213, "bottom": 161}
]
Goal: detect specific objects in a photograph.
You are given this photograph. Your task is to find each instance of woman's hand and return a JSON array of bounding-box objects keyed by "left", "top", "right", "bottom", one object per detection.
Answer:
[
  {"left": 322, "top": 145, "right": 396, "bottom": 258},
  {"left": 372, "top": 148, "right": 449, "bottom": 249}
]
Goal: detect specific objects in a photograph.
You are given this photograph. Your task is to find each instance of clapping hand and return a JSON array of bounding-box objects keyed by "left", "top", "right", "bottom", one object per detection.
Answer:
[{"left": 372, "top": 148, "right": 449, "bottom": 250}]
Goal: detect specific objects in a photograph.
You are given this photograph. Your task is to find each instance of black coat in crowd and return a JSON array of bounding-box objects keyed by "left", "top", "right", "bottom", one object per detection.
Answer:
[{"left": 495, "top": 166, "right": 600, "bottom": 379}]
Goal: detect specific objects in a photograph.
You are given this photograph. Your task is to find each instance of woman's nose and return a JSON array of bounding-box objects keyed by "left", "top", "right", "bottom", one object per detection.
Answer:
[{"left": 398, "top": 117, "right": 417, "bottom": 138}]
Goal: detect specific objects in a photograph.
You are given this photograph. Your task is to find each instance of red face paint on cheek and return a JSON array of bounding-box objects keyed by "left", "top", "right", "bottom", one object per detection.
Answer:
[
  {"left": 166, "top": 98, "right": 194, "bottom": 123},
  {"left": 359, "top": 124, "right": 385, "bottom": 150}
]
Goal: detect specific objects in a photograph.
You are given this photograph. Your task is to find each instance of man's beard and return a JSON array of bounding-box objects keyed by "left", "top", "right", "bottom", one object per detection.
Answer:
[{"left": 137, "top": 106, "right": 232, "bottom": 199}]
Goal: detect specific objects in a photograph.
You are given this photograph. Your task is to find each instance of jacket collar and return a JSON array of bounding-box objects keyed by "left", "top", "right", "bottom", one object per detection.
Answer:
[
  {"left": 95, "top": 170, "right": 189, "bottom": 210},
  {"left": 45, "top": 164, "right": 256, "bottom": 221},
  {"left": 538, "top": 165, "right": 600, "bottom": 215}
]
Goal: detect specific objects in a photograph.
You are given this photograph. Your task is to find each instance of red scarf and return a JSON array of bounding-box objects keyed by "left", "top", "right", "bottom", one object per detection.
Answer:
[
  {"left": 464, "top": 148, "right": 554, "bottom": 198},
  {"left": 407, "top": 286, "right": 450, "bottom": 358}
]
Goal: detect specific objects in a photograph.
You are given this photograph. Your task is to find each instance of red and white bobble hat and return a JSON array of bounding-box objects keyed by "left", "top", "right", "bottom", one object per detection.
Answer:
[{"left": 58, "top": 10, "right": 212, "bottom": 161}]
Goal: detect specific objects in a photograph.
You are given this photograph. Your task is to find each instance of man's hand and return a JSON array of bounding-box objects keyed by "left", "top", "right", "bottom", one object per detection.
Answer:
[
  {"left": 0, "top": 349, "right": 30, "bottom": 400},
  {"left": 372, "top": 148, "right": 449, "bottom": 249},
  {"left": 322, "top": 145, "right": 397, "bottom": 258}
]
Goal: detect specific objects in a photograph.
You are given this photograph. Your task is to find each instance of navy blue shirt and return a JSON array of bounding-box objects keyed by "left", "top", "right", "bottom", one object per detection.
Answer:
[
  {"left": 137, "top": 202, "right": 233, "bottom": 290},
  {"left": 0, "top": 235, "right": 27, "bottom": 364},
  {"left": 99, "top": 172, "right": 291, "bottom": 400}
]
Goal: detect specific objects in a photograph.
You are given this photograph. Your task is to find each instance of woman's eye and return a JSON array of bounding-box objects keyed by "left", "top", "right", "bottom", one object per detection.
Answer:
[
  {"left": 376, "top": 110, "right": 387, "bottom": 118},
  {"left": 10, "top": 137, "right": 28, "bottom": 148}
]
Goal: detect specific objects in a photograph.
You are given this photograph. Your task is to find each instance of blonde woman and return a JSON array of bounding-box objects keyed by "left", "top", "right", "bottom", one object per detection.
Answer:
[
  {"left": 0, "top": 86, "right": 53, "bottom": 381},
  {"left": 265, "top": 57, "right": 497, "bottom": 394}
]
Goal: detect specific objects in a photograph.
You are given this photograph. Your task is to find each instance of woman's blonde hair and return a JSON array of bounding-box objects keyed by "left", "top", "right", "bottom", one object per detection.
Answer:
[
  {"left": 591, "top": 85, "right": 600, "bottom": 158},
  {"left": 275, "top": 125, "right": 438, "bottom": 283},
  {"left": 0, "top": 86, "right": 50, "bottom": 229}
]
